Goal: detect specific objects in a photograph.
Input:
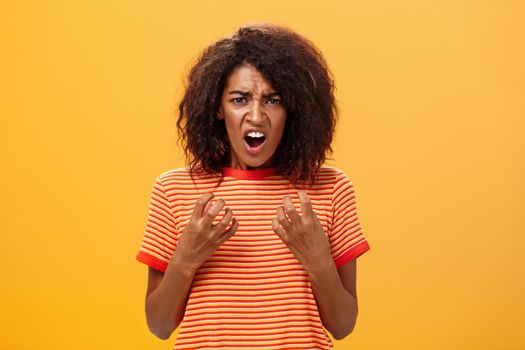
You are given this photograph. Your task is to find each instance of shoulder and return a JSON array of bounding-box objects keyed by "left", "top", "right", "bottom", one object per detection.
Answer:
[
  {"left": 156, "top": 166, "right": 219, "bottom": 182},
  {"left": 154, "top": 167, "right": 223, "bottom": 194},
  {"left": 316, "top": 165, "right": 358, "bottom": 196},
  {"left": 156, "top": 167, "right": 191, "bottom": 182},
  {"left": 286, "top": 165, "right": 349, "bottom": 192},
  {"left": 318, "top": 165, "right": 344, "bottom": 176},
  {"left": 317, "top": 165, "right": 349, "bottom": 182}
]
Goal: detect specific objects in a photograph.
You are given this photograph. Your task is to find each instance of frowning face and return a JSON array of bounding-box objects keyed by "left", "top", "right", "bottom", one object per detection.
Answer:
[{"left": 217, "top": 63, "right": 287, "bottom": 170}]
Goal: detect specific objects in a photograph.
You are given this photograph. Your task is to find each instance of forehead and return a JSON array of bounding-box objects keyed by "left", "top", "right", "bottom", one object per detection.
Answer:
[{"left": 224, "top": 64, "right": 275, "bottom": 92}]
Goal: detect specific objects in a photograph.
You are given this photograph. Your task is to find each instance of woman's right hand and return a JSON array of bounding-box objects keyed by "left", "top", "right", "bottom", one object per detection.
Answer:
[{"left": 171, "top": 192, "right": 238, "bottom": 269}]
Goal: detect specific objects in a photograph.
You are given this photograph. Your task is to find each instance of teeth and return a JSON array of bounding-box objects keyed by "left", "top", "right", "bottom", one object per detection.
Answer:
[{"left": 247, "top": 131, "right": 265, "bottom": 138}]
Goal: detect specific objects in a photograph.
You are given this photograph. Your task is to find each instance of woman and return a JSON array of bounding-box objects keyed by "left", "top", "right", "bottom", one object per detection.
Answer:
[{"left": 136, "top": 23, "right": 371, "bottom": 349}]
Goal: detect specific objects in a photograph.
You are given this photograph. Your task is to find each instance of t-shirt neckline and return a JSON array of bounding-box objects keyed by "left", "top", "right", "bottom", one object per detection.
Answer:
[{"left": 223, "top": 166, "right": 279, "bottom": 180}]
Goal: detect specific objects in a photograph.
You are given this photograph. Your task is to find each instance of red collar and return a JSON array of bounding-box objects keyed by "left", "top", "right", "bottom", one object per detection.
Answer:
[{"left": 222, "top": 166, "right": 279, "bottom": 180}]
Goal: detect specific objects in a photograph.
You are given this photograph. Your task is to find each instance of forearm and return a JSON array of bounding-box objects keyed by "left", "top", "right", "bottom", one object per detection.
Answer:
[
  {"left": 307, "top": 258, "right": 358, "bottom": 340},
  {"left": 145, "top": 253, "right": 197, "bottom": 340}
]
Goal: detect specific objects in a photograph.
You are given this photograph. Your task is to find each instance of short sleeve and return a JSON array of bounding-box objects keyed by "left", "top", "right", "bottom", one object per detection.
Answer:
[
  {"left": 136, "top": 176, "right": 179, "bottom": 272},
  {"left": 329, "top": 171, "right": 371, "bottom": 269}
]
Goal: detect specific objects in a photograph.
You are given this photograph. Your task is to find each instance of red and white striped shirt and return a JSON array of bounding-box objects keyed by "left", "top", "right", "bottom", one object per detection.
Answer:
[{"left": 136, "top": 165, "right": 370, "bottom": 349}]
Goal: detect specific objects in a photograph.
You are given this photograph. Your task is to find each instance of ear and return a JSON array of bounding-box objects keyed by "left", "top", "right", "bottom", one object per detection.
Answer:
[{"left": 216, "top": 106, "right": 224, "bottom": 120}]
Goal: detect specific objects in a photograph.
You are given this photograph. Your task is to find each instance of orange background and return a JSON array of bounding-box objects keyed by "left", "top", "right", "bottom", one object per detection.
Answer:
[{"left": 1, "top": 1, "right": 524, "bottom": 349}]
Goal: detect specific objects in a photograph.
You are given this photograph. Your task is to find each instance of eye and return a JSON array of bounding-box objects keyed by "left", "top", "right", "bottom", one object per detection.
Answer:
[
  {"left": 266, "top": 98, "right": 281, "bottom": 105},
  {"left": 231, "top": 97, "right": 247, "bottom": 104}
]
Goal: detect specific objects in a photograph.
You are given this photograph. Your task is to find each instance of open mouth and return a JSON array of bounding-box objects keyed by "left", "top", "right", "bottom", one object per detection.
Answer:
[
  {"left": 244, "top": 135, "right": 266, "bottom": 148},
  {"left": 243, "top": 130, "right": 267, "bottom": 154}
]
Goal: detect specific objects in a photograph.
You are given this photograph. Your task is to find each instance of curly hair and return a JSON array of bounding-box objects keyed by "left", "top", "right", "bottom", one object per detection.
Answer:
[{"left": 176, "top": 23, "right": 338, "bottom": 188}]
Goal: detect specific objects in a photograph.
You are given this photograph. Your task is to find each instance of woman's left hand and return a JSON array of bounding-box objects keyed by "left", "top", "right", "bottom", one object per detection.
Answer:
[{"left": 272, "top": 191, "right": 333, "bottom": 273}]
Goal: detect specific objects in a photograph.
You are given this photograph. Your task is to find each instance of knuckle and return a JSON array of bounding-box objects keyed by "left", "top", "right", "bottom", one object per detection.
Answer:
[
  {"left": 215, "top": 221, "right": 226, "bottom": 230},
  {"left": 222, "top": 213, "right": 232, "bottom": 225},
  {"left": 229, "top": 219, "right": 238, "bottom": 231}
]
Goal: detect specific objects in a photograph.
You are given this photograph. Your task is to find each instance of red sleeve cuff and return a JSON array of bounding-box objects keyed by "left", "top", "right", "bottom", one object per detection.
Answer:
[
  {"left": 136, "top": 250, "right": 168, "bottom": 272},
  {"left": 333, "top": 240, "right": 370, "bottom": 269}
]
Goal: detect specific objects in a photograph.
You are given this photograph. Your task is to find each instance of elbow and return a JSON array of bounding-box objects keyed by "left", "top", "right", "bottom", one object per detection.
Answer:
[
  {"left": 145, "top": 298, "right": 178, "bottom": 340},
  {"left": 155, "top": 331, "right": 172, "bottom": 341},
  {"left": 145, "top": 310, "right": 177, "bottom": 340},
  {"left": 147, "top": 322, "right": 175, "bottom": 340},
  {"left": 331, "top": 299, "right": 359, "bottom": 340},
  {"left": 330, "top": 317, "right": 357, "bottom": 340},
  {"left": 153, "top": 329, "right": 172, "bottom": 341},
  {"left": 332, "top": 330, "right": 352, "bottom": 340},
  {"left": 332, "top": 325, "right": 355, "bottom": 340},
  {"left": 152, "top": 331, "right": 170, "bottom": 341}
]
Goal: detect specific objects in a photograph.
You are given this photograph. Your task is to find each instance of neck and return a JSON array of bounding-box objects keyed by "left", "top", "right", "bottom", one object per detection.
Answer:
[{"left": 226, "top": 154, "right": 275, "bottom": 170}]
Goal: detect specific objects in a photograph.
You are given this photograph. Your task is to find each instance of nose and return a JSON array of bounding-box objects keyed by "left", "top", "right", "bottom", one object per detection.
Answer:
[{"left": 246, "top": 100, "right": 265, "bottom": 124}]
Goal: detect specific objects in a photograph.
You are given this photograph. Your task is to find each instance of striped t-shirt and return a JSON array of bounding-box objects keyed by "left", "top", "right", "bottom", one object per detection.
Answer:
[{"left": 136, "top": 165, "right": 371, "bottom": 349}]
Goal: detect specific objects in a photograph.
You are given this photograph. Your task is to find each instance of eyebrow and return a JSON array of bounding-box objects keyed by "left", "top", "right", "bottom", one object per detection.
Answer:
[{"left": 228, "top": 90, "right": 281, "bottom": 98}]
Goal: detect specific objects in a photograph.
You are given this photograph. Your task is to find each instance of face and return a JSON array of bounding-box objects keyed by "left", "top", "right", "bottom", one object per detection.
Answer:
[{"left": 217, "top": 63, "right": 287, "bottom": 170}]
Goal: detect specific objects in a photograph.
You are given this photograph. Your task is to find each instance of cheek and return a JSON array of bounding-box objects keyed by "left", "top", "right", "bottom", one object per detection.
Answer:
[
  {"left": 224, "top": 117, "right": 242, "bottom": 141},
  {"left": 276, "top": 115, "right": 287, "bottom": 138},
  {"left": 225, "top": 109, "right": 244, "bottom": 125}
]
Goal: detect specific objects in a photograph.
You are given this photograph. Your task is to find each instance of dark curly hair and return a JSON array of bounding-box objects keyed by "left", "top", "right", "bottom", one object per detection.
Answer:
[{"left": 176, "top": 23, "right": 338, "bottom": 188}]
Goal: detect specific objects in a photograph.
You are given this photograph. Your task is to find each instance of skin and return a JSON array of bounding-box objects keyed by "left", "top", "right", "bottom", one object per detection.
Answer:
[
  {"left": 145, "top": 193, "right": 238, "bottom": 339},
  {"left": 273, "top": 192, "right": 359, "bottom": 339},
  {"left": 217, "top": 63, "right": 287, "bottom": 170},
  {"left": 144, "top": 63, "right": 359, "bottom": 341}
]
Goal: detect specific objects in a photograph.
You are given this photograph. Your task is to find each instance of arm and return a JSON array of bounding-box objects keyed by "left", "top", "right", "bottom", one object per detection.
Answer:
[
  {"left": 272, "top": 191, "right": 362, "bottom": 340},
  {"left": 307, "top": 258, "right": 358, "bottom": 340},
  {"left": 143, "top": 192, "right": 239, "bottom": 340},
  {"left": 144, "top": 253, "right": 198, "bottom": 340}
]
